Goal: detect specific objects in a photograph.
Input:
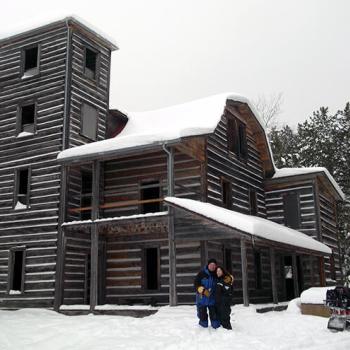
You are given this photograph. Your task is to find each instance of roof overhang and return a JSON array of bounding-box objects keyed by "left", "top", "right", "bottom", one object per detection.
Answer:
[{"left": 164, "top": 197, "right": 332, "bottom": 256}]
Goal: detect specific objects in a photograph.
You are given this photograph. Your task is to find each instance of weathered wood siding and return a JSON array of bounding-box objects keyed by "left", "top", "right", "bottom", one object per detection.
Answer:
[
  {"left": 68, "top": 31, "right": 111, "bottom": 147},
  {"left": 0, "top": 22, "right": 112, "bottom": 307},
  {"left": 102, "top": 150, "right": 202, "bottom": 218},
  {"left": 206, "top": 110, "right": 267, "bottom": 216},
  {"left": 0, "top": 23, "right": 68, "bottom": 307},
  {"left": 265, "top": 180, "right": 318, "bottom": 237},
  {"left": 318, "top": 191, "right": 341, "bottom": 283}
]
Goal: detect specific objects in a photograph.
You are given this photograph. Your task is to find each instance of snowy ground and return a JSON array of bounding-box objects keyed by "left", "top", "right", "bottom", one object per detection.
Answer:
[{"left": 0, "top": 301, "right": 349, "bottom": 350}]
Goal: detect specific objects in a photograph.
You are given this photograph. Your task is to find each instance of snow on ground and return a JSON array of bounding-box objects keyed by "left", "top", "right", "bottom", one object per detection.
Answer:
[{"left": 1, "top": 303, "right": 349, "bottom": 350}]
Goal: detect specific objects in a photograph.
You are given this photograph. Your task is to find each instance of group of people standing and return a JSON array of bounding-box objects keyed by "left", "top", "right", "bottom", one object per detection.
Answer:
[{"left": 194, "top": 258, "right": 234, "bottom": 330}]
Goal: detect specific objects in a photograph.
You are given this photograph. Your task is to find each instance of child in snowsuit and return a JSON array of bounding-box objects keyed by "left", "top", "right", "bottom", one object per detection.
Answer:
[
  {"left": 215, "top": 266, "right": 234, "bottom": 330},
  {"left": 194, "top": 258, "right": 220, "bottom": 328}
]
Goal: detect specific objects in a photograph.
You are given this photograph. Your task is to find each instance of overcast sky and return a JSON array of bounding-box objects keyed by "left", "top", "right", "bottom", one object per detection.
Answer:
[{"left": 2, "top": 0, "right": 350, "bottom": 127}]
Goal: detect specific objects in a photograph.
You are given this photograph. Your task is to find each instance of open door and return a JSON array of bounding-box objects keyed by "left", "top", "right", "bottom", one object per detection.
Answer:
[{"left": 284, "top": 256, "right": 295, "bottom": 300}]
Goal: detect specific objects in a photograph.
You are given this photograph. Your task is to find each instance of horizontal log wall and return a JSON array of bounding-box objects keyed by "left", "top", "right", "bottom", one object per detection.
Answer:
[
  {"left": 102, "top": 150, "right": 202, "bottom": 218},
  {"left": 318, "top": 192, "right": 341, "bottom": 283},
  {"left": 0, "top": 23, "right": 68, "bottom": 307},
  {"left": 68, "top": 31, "right": 110, "bottom": 147},
  {"left": 206, "top": 110, "right": 267, "bottom": 216},
  {"left": 265, "top": 181, "right": 318, "bottom": 237},
  {"left": 62, "top": 227, "right": 91, "bottom": 305}
]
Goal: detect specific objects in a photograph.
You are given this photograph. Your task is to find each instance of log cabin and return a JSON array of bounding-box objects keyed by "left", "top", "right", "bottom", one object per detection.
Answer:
[{"left": 0, "top": 17, "right": 345, "bottom": 310}]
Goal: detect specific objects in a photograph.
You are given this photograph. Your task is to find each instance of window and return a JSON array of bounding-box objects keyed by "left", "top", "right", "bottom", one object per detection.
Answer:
[
  {"left": 14, "top": 169, "right": 30, "bottom": 209},
  {"left": 226, "top": 116, "right": 248, "bottom": 160},
  {"left": 144, "top": 248, "right": 159, "bottom": 290},
  {"left": 222, "top": 179, "right": 232, "bottom": 209},
  {"left": 23, "top": 45, "right": 39, "bottom": 76},
  {"left": 224, "top": 248, "right": 232, "bottom": 274},
  {"left": 140, "top": 181, "right": 161, "bottom": 214},
  {"left": 330, "top": 254, "right": 336, "bottom": 281},
  {"left": 81, "top": 103, "right": 98, "bottom": 141},
  {"left": 81, "top": 170, "right": 92, "bottom": 220},
  {"left": 84, "top": 47, "right": 98, "bottom": 80},
  {"left": 254, "top": 251, "right": 262, "bottom": 289},
  {"left": 18, "top": 103, "right": 35, "bottom": 135},
  {"left": 9, "top": 249, "right": 25, "bottom": 293},
  {"left": 283, "top": 193, "right": 301, "bottom": 229},
  {"left": 249, "top": 189, "right": 257, "bottom": 215}
]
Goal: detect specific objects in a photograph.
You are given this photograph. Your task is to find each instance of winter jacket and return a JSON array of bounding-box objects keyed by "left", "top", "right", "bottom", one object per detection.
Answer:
[
  {"left": 194, "top": 266, "right": 217, "bottom": 306},
  {"left": 215, "top": 273, "right": 234, "bottom": 305}
]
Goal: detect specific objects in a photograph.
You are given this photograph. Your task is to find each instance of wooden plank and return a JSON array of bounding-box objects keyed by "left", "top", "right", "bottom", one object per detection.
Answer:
[
  {"left": 240, "top": 239, "right": 249, "bottom": 306},
  {"left": 269, "top": 247, "right": 278, "bottom": 304},
  {"left": 292, "top": 253, "right": 299, "bottom": 297}
]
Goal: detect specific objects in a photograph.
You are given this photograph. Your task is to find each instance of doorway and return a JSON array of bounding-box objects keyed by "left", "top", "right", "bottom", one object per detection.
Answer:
[{"left": 283, "top": 256, "right": 295, "bottom": 300}]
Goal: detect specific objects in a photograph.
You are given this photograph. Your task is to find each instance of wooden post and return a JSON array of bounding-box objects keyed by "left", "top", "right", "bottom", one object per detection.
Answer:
[
  {"left": 240, "top": 239, "right": 249, "bottom": 307},
  {"left": 165, "top": 146, "right": 177, "bottom": 306},
  {"left": 270, "top": 247, "right": 278, "bottom": 304},
  {"left": 54, "top": 165, "right": 68, "bottom": 311},
  {"left": 90, "top": 160, "right": 100, "bottom": 311},
  {"left": 319, "top": 256, "right": 326, "bottom": 287},
  {"left": 292, "top": 253, "right": 299, "bottom": 297}
]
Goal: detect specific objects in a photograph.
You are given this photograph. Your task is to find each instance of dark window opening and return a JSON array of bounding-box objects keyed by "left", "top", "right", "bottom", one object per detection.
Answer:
[
  {"left": 227, "top": 117, "right": 238, "bottom": 154},
  {"left": 16, "top": 169, "right": 29, "bottom": 207},
  {"left": 84, "top": 47, "right": 98, "bottom": 80},
  {"left": 283, "top": 193, "right": 300, "bottom": 229},
  {"left": 227, "top": 116, "right": 248, "bottom": 160},
  {"left": 145, "top": 248, "right": 159, "bottom": 290},
  {"left": 81, "top": 103, "right": 98, "bottom": 141},
  {"left": 238, "top": 123, "right": 248, "bottom": 159},
  {"left": 224, "top": 248, "right": 232, "bottom": 274},
  {"left": 81, "top": 170, "right": 92, "bottom": 220},
  {"left": 222, "top": 179, "right": 232, "bottom": 209},
  {"left": 140, "top": 181, "right": 161, "bottom": 214},
  {"left": 254, "top": 251, "right": 262, "bottom": 289},
  {"left": 11, "top": 250, "right": 25, "bottom": 292},
  {"left": 20, "top": 104, "right": 35, "bottom": 134},
  {"left": 249, "top": 189, "right": 258, "bottom": 215},
  {"left": 24, "top": 46, "right": 39, "bottom": 73}
]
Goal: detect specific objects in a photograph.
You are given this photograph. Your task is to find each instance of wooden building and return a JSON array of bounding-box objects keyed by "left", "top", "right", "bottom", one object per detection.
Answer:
[
  {"left": 0, "top": 18, "right": 345, "bottom": 310},
  {"left": 0, "top": 16, "right": 117, "bottom": 308}
]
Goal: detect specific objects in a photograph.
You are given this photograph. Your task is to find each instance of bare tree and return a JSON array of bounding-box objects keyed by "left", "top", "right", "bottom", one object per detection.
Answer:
[{"left": 253, "top": 92, "right": 283, "bottom": 129}]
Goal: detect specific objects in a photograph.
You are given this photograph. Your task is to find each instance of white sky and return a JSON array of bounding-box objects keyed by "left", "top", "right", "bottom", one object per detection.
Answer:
[{"left": 1, "top": 0, "right": 350, "bottom": 127}]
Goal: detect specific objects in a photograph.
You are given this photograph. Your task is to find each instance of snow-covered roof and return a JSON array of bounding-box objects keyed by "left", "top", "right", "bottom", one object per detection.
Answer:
[
  {"left": 164, "top": 197, "right": 332, "bottom": 255},
  {"left": 57, "top": 92, "right": 273, "bottom": 162},
  {"left": 0, "top": 14, "right": 118, "bottom": 50},
  {"left": 273, "top": 167, "right": 345, "bottom": 200}
]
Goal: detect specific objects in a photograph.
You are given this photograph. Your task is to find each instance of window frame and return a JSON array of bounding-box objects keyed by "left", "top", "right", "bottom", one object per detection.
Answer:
[
  {"left": 226, "top": 115, "right": 248, "bottom": 161},
  {"left": 16, "top": 101, "right": 37, "bottom": 136},
  {"left": 83, "top": 45, "right": 100, "bottom": 82},
  {"left": 7, "top": 247, "right": 26, "bottom": 294},
  {"left": 80, "top": 102, "right": 99, "bottom": 141},
  {"left": 80, "top": 169, "right": 93, "bottom": 220},
  {"left": 142, "top": 246, "right": 161, "bottom": 291},
  {"left": 13, "top": 167, "right": 31, "bottom": 210},
  {"left": 21, "top": 43, "right": 41, "bottom": 78},
  {"left": 139, "top": 179, "right": 162, "bottom": 214}
]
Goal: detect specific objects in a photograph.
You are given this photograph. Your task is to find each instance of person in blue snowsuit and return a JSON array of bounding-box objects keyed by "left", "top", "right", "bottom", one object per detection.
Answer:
[{"left": 194, "top": 258, "right": 220, "bottom": 328}]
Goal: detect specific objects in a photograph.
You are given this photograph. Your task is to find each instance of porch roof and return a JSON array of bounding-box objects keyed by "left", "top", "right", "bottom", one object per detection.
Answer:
[{"left": 164, "top": 197, "right": 332, "bottom": 255}]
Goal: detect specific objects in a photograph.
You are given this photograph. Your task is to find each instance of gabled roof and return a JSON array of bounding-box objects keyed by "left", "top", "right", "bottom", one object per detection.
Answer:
[
  {"left": 273, "top": 167, "right": 345, "bottom": 200},
  {"left": 0, "top": 15, "right": 118, "bottom": 50},
  {"left": 164, "top": 197, "right": 332, "bottom": 255},
  {"left": 57, "top": 92, "right": 275, "bottom": 170}
]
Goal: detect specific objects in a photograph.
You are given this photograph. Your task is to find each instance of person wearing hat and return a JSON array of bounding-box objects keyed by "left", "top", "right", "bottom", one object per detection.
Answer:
[{"left": 193, "top": 258, "right": 220, "bottom": 328}]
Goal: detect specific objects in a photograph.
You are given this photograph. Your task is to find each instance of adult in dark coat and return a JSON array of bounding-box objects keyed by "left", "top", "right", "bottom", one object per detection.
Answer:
[
  {"left": 215, "top": 266, "right": 234, "bottom": 330},
  {"left": 194, "top": 258, "right": 220, "bottom": 328}
]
